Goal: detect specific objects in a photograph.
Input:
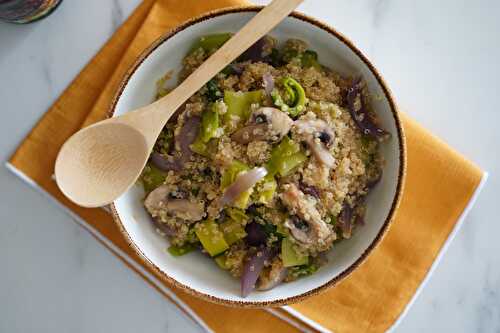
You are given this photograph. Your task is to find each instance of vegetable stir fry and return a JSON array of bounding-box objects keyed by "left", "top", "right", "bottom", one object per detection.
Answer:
[{"left": 141, "top": 34, "right": 389, "bottom": 297}]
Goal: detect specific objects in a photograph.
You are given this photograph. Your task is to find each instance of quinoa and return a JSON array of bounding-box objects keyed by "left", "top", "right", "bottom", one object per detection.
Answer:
[{"left": 140, "top": 34, "right": 388, "bottom": 296}]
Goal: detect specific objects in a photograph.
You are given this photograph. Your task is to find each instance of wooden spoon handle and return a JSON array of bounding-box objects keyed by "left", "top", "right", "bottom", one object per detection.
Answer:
[{"left": 152, "top": 0, "right": 303, "bottom": 117}]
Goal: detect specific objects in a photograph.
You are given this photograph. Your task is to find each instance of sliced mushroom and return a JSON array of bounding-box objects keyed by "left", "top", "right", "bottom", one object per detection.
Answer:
[
  {"left": 144, "top": 184, "right": 204, "bottom": 222},
  {"left": 165, "top": 200, "right": 204, "bottom": 221},
  {"left": 293, "top": 119, "right": 335, "bottom": 168},
  {"left": 280, "top": 183, "right": 334, "bottom": 245},
  {"left": 144, "top": 184, "right": 170, "bottom": 215},
  {"left": 231, "top": 107, "right": 293, "bottom": 144},
  {"left": 256, "top": 258, "right": 287, "bottom": 291}
]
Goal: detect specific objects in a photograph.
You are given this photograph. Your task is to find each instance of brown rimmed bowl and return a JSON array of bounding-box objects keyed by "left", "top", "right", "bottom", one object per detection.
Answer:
[{"left": 109, "top": 6, "right": 406, "bottom": 308}]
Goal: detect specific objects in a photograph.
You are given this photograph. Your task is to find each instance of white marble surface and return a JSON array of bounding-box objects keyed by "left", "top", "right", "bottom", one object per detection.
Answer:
[{"left": 0, "top": 0, "right": 498, "bottom": 332}]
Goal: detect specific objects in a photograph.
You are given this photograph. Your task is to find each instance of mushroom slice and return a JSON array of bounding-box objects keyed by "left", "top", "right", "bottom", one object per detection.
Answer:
[
  {"left": 165, "top": 200, "right": 204, "bottom": 222},
  {"left": 280, "top": 183, "right": 334, "bottom": 245},
  {"left": 144, "top": 184, "right": 204, "bottom": 222},
  {"left": 144, "top": 184, "right": 170, "bottom": 216},
  {"left": 293, "top": 119, "right": 335, "bottom": 168},
  {"left": 231, "top": 107, "right": 293, "bottom": 144}
]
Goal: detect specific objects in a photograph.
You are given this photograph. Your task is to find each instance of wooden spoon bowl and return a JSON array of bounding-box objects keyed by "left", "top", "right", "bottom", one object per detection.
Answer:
[{"left": 55, "top": 0, "right": 303, "bottom": 207}]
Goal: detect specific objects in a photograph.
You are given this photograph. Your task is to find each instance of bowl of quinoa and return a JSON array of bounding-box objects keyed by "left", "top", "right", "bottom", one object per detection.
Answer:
[{"left": 110, "top": 7, "right": 405, "bottom": 306}]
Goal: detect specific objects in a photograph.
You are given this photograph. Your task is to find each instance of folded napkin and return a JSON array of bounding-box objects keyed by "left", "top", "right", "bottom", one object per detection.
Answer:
[{"left": 7, "top": 0, "right": 486, "bottom": 332}]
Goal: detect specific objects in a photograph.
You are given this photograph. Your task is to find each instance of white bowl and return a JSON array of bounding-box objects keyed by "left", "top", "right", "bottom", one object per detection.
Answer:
[{"left": 110, "top": 7, "right": 406, "bottom": 307}]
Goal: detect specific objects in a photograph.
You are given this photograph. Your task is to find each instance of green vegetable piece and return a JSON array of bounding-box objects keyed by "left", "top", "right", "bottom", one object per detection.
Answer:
[
  {"left": 220, "top": 219, "right": 247, "bottom": 245},
  {"left": 289, "top": 263, "right": 319, "bottom": 278},
  {"left": 220, "top": 160, "right": 253, "bottom": 209},
  {"left": 155, "top": 75, "right": 171, "bottom": 99},
  {"left": 269, "top": 48, "right": 283, "bottom": 67},
  {"left": 279, "top": 152, "right": 307, "bottom": 176},
  {"left": 266, "top": 137, "right": 307, "bottom": 177},
  {"left": 195, "top": 220, "right": 229, "bottom": 257},
  {"left": 256, "top": 175, "right": 277, "bottom": 204},
  {"left": 282, "top": 49, "right": 299, "bottom": 63},
  {"left": 201, "top": 103, "right": 220, "bottom": 143},
  {"left": 141, "top": 164, "right": 166, "bottom": 193},
  {"left": 271, "top": 77, "right": 307, "bottom": 117},
  {"left": 301, "top": 50, "right": 321, "bottom": 70},
  {"left": 204, "top": 79, "right": 223, "bottom": 102},
  {"left": 167, "top": 243, "right": 196, "bottom": 257},
  {"left": 282, "top": 77, "right": 307, "bottom": 117},
  {"left": 276, "top": 222, "right": 289, "bottom": 238},
  {"left": 226, "top": 208, "right": 249, "bottom": 224},
  {"left": 262, "top": 222, "right": 277, "bottom": 237},
  {"left": 281, "top": 238, "right": 308, "bottom": 267},
  {"left": 190, "top": 137, "right": 209, "bottom": 157},
  {"left": 189, "top": 33, "right": 232, "bottom": 54},
  {"left": 214, "top": 254, "right": 229, "bottom": 270},
  {"left": 328, "top": 215, "right": 338, "bottom": 225},
  {"left": 220, "top": 160, "right": 249, "bottom": 188},
  {"left": 191, "top": 103, "right": 222, "bottom": 156},
  {"left": 223, "top": 90, "right": 263, "bottom": 126}
]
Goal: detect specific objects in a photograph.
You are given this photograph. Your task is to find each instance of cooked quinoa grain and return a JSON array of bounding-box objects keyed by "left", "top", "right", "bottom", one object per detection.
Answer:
[{"left": 140, "top": 34, "right": 389, "bottom": 296}]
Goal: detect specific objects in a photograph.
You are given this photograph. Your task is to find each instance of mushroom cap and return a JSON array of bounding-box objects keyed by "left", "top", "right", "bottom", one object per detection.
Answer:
[
  {"left": 293, "top": 119, "right": 335, "bottom": 167},
  {"left": 231, "top": 107, "right": 293, "bottom": 144},
  {"left": 280, "top": 183, "right": 334, "bottom": 245},
  {"left": 144, "top": 184, "right": 204, "bottom": 222}
]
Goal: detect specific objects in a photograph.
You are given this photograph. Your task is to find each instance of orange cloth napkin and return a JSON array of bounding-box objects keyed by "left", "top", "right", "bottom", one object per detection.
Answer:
[{"left": 8, "top": 1, "right": 485, "bottom": 332}]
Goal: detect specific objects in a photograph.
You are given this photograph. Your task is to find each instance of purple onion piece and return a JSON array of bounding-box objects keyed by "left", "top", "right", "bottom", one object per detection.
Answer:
[
  {"left": 151, "top": 152, "right": 182, "bottom": 171},
  {"left": 219, "top": 167, "right": 268, "bottom": 206},
  {"left": 366, "top": 170, "right": 383, "bottom": 190},
  {"left": 241, "top": 247, "right": 273, "bottom": 297},
  {"left": 245, "top": 222, "right": 268, "bottom": 246},
  {"left": 263, "top": 72, "right": 275, "bottom": 96},
  {"left": 338, "top": 202, "right": 353, "bottom": 238},
  {"left": 239, "top": 38, "right": 267, "bottom": 63},
  {"left": 177, "top": 115, "right": 201, "bottom": 161},
  {"left": 298, "top": 182, "right": 320, "bottom": 199},
  {"left": 355, "top": 214, "right": 365, "bottom": 226},
  {"left": 346, "top": 79, "right": 390, "bottom": 141},
  {"left": 151, "top": 115, "right": 201, "bottom": 171}
]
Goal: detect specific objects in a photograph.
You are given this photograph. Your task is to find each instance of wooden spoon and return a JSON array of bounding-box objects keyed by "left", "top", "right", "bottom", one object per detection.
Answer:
[{"left": 55, "top": 0, "right": 303, "bottom": 208}]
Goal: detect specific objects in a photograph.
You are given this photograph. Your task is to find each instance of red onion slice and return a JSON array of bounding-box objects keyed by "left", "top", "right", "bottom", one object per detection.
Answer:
[
  {"left": 241, "top": 247, "right": 273, "bottom": 297},
  {"left": 338, "top": 202, "right": 354, "bottom": 239},
  {"left": 177, "top": 115, "right": 201, "bottom": 161},
  {"left": 151, "top": 152, "right": 182, "bottom": 171},
  {"left": 239, "top": 38, "right": 267, "bottom": 63},
  {"left": 245, "top": 222, "right": 268, "bottom": 246},
  {"left": 219, "top": 167, "right": 268, "bottom": 206},
  {"left": 263, "top": 72, "right": 275, "bottom": 96},
  {"left": 150, "top": 115, "right": 201, "bottom": 171},
  {"left": 346, "top": 79, "right": 390, "bottom": 141}
]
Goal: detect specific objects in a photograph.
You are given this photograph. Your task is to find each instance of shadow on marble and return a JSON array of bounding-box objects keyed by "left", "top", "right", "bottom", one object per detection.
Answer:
[{"left": 0, "top": 21, "right": 37, "bottom": 62}]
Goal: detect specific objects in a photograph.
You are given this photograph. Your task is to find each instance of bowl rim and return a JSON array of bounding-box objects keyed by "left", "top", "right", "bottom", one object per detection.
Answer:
[{"left": 108, "top": 5, "right": 407, "bottom": 308}]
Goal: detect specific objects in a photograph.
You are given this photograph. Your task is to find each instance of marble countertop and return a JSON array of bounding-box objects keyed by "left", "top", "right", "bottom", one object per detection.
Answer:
[{"left": 1, "top": 0, "right": 498, "bottom": 332}]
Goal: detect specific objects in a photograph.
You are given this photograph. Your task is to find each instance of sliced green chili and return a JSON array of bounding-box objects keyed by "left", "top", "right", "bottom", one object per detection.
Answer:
[
  {"left": 271, "top": 77, "right": 307, "bottom": 117},
  {"left": 188, "top": 33, "right": 232, "bottom": 55}
]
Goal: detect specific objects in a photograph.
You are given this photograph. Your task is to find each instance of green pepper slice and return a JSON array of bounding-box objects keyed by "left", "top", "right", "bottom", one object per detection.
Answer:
[
  {"left": 266, "top": 137, "right": 307, "bottom": 177},
  {"left": 223, "top": 90, "right": 263, "bottom": 127},
  {"left": 271, "top": 77, "right": 307, "bottom": 117},
  {"left": 195, "top": 220, "right": 229, "bottom": 257},
  {"left": 189, "top": 33, "right": 232, "bottom": 55}
]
